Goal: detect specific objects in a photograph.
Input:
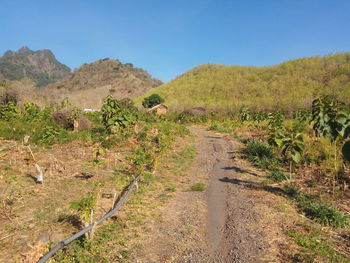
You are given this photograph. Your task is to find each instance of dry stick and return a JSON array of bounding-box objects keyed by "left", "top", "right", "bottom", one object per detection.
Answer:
[
  {"left": 26, "top": 145, "right": 43, "bottom": 183},
  {"left": 0, "top": 233, "right": 15, "bottom": 241},
  {"left": 111, "top": 192, "right": 117, "bottom": 209},
  {"left": 26, "top": 145, "right": 36, "bottom": 162}
]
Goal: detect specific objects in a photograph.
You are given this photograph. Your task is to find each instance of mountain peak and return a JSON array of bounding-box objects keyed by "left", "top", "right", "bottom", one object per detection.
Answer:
[
  {"left": 0, "top": 47, "right": 70, "bottom": 87},
  {"left": 18, "top": 46, "right": 31, "bottom": 52}
]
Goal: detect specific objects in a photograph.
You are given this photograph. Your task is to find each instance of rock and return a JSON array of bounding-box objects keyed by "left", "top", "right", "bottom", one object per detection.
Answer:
[
  {"left": 52, "top": 109, "right": 91, "bottom": 131},
  {"left": 182, "top": 107, "right": 206, "bottom": 116}
]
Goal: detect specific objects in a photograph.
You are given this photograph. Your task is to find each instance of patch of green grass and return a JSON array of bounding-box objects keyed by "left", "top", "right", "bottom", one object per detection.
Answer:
[
  {"left": 242, "top": 139, "right": 279, "bottom": 169},
  {"left": 288, "top": 230, "right": 350, "bottom": 263},
  {"left": 190, "top": 182, "right": 206, "bottom": 191},
  {"left": 209, "top": 123, "right": 229, "bottom": 133},
  {"left": 267, "top": 170, "right": 287, "bottom": 182},
  {"left": 166, "top": 183, "right": 176, "bottom": 192},
  {"left": 284, "top": 185, "right": 349, "bottom": 228},
  {"left": 232, "top": 133, "right": 249, "bottom": 144}
]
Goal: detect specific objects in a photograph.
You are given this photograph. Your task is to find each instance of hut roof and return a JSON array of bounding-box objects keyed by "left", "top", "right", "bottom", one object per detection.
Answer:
[{"left": 149, "top": 104, "right": 168, "bottom": 111}]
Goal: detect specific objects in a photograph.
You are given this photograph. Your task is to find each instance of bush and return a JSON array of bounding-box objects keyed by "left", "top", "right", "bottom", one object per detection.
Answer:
[
  {"left": 142, "top": 94, "right": 165, "bottom": 108},
  {"left": 101, "top": 95, "right": 138, "bottom": 133},
  {"left": 0, "top": 102, "right": 19, "bottom": 121},
  {"left": 242, "top": 140, "right": 276, "bottom": 166}
]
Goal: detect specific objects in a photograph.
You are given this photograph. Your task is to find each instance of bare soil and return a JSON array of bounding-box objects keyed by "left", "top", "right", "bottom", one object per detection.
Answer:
[{"left": 135, "top": 126, "right": 292, "bottom": 262}]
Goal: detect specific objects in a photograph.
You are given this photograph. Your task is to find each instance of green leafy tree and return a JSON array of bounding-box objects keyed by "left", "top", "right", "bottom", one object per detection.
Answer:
[{"left": 142, "top": 94, "right": 165, "bottom": 108}]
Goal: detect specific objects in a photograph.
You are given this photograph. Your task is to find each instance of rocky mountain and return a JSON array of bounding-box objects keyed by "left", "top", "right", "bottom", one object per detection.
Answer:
[
  {"left": 46, "top": 58, "right": 162, "bottom": 98},
  {"left": 38, "top": 58, "right": 162, "bottom": 108},
  {"left": 0, "top": 46, "right": 70, "bottom": 87}
]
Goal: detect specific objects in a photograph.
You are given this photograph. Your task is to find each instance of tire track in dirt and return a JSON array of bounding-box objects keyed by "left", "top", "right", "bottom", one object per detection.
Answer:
[{"left": 136, "top": 127, "right": 284, "bottom": 263}]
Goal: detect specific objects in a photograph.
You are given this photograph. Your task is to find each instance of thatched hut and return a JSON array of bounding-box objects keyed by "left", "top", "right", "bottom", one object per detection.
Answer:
[{"left": 149, "top": 104, "right": 168, "bottom": 115}]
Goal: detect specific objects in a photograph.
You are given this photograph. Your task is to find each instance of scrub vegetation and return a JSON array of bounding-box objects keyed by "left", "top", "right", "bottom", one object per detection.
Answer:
[{"left": 138, "top": 53, "right": 350, "bottom": 112}]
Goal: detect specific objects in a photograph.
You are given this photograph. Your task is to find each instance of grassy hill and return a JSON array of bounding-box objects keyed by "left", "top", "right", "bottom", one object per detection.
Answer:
[{"left": 137, "top": 53, "right": 350, "bottom": 112}]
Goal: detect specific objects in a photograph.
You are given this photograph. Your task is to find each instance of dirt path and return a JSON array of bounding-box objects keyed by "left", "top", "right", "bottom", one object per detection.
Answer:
[{"left": 135, "top": 127, "right": 286, "bottom": 262}]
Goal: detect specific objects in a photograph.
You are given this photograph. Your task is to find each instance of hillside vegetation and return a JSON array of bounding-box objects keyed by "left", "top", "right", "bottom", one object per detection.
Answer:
[
  {"left": 138, "top": 53, "right": 350, "bottom": 112},
  {"left": 39, "top": 58, "right": 162, "bottom": 108}
]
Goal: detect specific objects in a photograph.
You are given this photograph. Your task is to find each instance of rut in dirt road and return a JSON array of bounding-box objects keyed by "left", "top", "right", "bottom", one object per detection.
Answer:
[
  {"left": 189, "top": 128, "right": 270, "bottom": 263},
  {"left": 137, "top": 127, "right": 279, "bottom": 263}
]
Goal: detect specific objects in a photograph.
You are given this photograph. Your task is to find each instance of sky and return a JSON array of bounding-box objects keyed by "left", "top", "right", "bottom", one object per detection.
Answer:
[{"left": 0, "top": 0, "right": 349, "bottom": 82}]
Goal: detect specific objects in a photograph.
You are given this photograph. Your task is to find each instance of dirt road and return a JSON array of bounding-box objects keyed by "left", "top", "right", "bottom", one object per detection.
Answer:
[{"left": 136, "top": 127, "right": 284, "bottom": 262}]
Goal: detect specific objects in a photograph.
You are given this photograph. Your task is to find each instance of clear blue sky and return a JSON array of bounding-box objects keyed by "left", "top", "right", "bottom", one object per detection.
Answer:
[{"left": 1, "top": 0, "right": 349, "bottom": 81}]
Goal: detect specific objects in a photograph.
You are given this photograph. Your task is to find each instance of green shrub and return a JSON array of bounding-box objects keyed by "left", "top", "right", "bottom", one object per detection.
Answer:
[
  {"left": 0, "top": 102, "right": 19, "bottom": 121},
  {"left": 23, "top": 102, "right": 41, "bottom": 121},
  {"left": 239, "top": 107, "right": 251, "bottom": 121},
  {"left": 311, "top": 96, "right": 350, "bottom": 141},
  {"left": 101, "top": 95, "right": 138, "bottom": 133},
  {"left": 242, "top": 140, "right": 277, "bottom": 168},
  {"left": 142, "top": 94, "right": 165, "bottom": 108}
]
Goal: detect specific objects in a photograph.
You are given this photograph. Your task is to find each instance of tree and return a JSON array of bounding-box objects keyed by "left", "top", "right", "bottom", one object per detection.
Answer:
[{"left": 142, "top": 94, "right": 165, "bottom": 108}]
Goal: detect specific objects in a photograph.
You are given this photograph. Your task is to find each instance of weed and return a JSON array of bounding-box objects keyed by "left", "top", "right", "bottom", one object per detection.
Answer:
[
  {"left": 288, "top": 230, "right": 349, "bottom": 263},
  {"left": 242, "top": 139, "right": 278, "bottom": 168},
  {"left": 296, "top": 195, "right": 348, "bottom": 228},
  {"left": 267, "top": 170, "right": 287, "bottom": 182},
  {"left": 142, "top": 172, "right": 155, "bottom": 184},
  {"left": 209, "top": 123, "right": 229, "bottom": 133},
  {"left": 190, "top": 182, "right": 206, "bottom": 191},
  {"left": 166, "top": 183, "right": 176, "bottom": 192},
  {"left": 283, "top": 185, "right": 348, "bottom": 228}
]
